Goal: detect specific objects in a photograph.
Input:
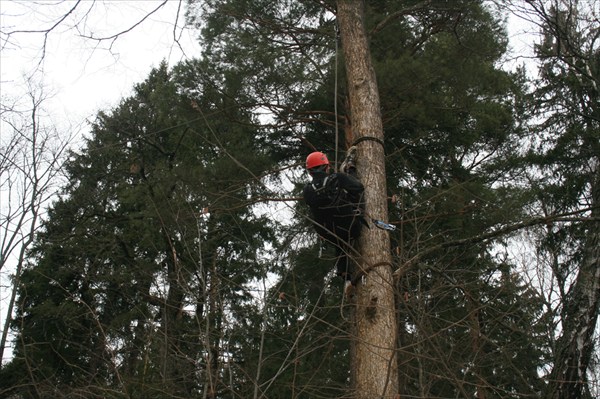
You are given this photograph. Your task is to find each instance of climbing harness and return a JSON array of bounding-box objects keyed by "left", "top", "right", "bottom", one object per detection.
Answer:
[
  {"left": 334, "top": 22, "right": 340, "bottom": 171},
  {"left": 310, "top": 174, "right": 344, "bottom": 208}
]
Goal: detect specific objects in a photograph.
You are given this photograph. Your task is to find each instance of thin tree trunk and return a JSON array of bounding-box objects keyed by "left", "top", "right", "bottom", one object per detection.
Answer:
[
  {"left": 207, "top": 253, "right": 220, "bottom": 399},
  {"left": 336, "top": 1, "right": 399, "bottom": 397},
  {"left": 0, "top": 250, "right": 24, "bottom": 363},
  {"left": 545, "top": 166, "right": 600, "bottom": 399}
]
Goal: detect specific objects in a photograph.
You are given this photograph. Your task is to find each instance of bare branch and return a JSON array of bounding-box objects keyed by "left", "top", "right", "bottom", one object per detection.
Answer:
[
  {"left": 77, "top": 0, "right": 168, "bottom": 42},
  {"left": 371, "top": 0, "right": 433, "bottom": 35},
  {"left": 394, "top": 207, "right": 599, "bottom": 277},
  {"left": 1, "top": 0, "right": 84, "bottom": 70}
]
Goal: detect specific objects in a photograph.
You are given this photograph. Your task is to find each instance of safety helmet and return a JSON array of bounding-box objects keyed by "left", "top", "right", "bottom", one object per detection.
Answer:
[{"left": 306, "top": 151, "right": 329, "bottom": 170}]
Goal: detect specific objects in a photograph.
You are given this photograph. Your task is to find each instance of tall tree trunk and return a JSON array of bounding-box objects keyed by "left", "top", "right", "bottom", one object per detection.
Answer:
[
  {"left": 336, "top": 1, "right": 399, "bottom": 397},
  {"left": 545, "top": 166, "right": 600, "bottom": 399}
]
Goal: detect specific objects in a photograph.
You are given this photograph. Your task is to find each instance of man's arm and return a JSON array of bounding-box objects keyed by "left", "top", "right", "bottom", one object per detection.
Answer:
[{"left": 336, "top": 173, "right": 364, "bottom": 194}]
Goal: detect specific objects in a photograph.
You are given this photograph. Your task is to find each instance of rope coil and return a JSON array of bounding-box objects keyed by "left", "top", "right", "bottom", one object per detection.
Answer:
[{"left": 352, "top": 136, "right": 385, "bottom": 148}]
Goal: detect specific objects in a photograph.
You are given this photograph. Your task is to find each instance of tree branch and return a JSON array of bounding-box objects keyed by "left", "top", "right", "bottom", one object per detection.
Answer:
[{"left": 394, "top": 207, "right": 599, "bottom": 277}]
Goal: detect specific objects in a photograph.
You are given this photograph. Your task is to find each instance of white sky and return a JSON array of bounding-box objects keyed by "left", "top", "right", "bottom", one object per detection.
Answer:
[{"left": 1, "top": 0, "right": 202, "bottom": 135}]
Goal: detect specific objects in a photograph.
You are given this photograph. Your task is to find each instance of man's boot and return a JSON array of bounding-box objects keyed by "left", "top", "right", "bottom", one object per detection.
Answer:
[{"left": 344, "top": 280, "right": 356, "bottom": 299}]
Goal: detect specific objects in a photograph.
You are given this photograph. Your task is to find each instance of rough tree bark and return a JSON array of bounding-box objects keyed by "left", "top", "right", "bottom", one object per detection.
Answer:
[{"left": 336, "top": 1, "right": 399, "bottom": 398}]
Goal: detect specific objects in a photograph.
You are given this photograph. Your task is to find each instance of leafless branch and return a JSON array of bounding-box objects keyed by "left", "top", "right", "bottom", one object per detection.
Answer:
[
  {"left": 394, "top": 206, "right": 599, "bottom": 277},
  {"left": 77, "top": 1, "right": 168, "bottom": 45}
]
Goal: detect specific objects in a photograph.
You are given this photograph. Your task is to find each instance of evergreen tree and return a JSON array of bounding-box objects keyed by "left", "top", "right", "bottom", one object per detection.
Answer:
[
  {"left": 368, "top": 2, "right": 548, "bottom": 397},
  {"left": 524, "top": 2, "right": 600, "bottom": 397},
  {"left": 190, "top": 1, "right": 550, "bottom": 397},
  {"left": 1, "top": 62, "right": 279, "bottom": 398}
]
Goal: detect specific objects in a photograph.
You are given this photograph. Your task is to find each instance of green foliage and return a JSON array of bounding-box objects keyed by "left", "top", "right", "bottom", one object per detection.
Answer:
[
  {"left": 3, "top": 61, "right": 280, "bottom": 398},
  {"left": 302, "top": 1, "right": 546, "bottom": 397}
]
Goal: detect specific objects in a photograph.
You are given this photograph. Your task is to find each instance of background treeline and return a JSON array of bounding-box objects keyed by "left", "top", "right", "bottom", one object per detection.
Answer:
[{"left": 1, "top": 1, "right": 598, "bottom": 398}]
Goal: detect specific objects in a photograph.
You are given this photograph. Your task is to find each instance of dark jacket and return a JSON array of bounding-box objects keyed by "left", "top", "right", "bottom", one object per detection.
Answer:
[{"left": 303, "top": 170, "right": 365, "bottom": 244}]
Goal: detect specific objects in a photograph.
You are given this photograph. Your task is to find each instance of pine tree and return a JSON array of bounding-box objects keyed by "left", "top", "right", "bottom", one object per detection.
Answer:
[
  {"left": 369, "top": 2, "right": 548, "bottom": 397},
  {"left": 191, "top": 1, "right": 550, "bottom": 397},
  {"left": 1, "top": 62, "right": 279, "bottom": 398}
]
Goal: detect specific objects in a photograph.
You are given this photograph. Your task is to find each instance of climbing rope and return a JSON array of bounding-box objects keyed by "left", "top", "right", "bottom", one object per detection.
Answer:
[
  {"left": 351, "top": 261, "right": 394, "bottom": 286},
  {"left": 334, "top": 22, "right": 340, "bottom": 172},
  {"left": 352, "top": 135, "right": 385, "bottom": 148}
]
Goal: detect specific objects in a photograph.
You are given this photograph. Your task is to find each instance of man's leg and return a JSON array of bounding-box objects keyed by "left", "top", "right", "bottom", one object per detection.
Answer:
[
  {"left": 335, "top": 245, "right": 351, "bottom": 280},
  {"left": 335, "top": 241, "right": 357, "bottom": 298}
]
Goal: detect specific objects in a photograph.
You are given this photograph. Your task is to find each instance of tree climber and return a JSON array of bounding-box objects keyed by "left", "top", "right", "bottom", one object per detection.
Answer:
[{"left": 303, "top": 148, "right": 365, "bottom": 296}]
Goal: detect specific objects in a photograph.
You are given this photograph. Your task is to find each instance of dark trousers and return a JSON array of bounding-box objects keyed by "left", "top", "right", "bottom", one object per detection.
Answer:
[
  {"left": 334, "top": 240, "right": 355, "bottom": 281},
  {"left": 330, "top": 220, "right": 362, "bottom": 281}
]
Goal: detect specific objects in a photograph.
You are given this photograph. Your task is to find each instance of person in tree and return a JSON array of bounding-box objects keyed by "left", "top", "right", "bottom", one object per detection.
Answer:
[{"left": 303, "top": 148, "right": 365, "bottom": 296}]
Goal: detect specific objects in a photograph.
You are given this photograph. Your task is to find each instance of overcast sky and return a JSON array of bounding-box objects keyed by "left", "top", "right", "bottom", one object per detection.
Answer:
[{"left": 1, "top": 1, "right": 202, "bottom": 136}]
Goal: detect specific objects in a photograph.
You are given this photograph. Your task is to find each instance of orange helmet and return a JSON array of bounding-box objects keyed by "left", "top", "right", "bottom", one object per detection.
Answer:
[{"left": 306, "top": 151, "right": 329, "bottom": 170}]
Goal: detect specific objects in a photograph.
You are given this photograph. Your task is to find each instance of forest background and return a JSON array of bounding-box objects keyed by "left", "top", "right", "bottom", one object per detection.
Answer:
[{"left": 1, "top": 1, "right": 598, "bottom": 398}]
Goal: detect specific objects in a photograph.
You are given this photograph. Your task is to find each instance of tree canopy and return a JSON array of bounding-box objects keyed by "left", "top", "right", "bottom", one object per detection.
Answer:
[{"left": 1, "top": 1, "right": 598, "bottom": 398}]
